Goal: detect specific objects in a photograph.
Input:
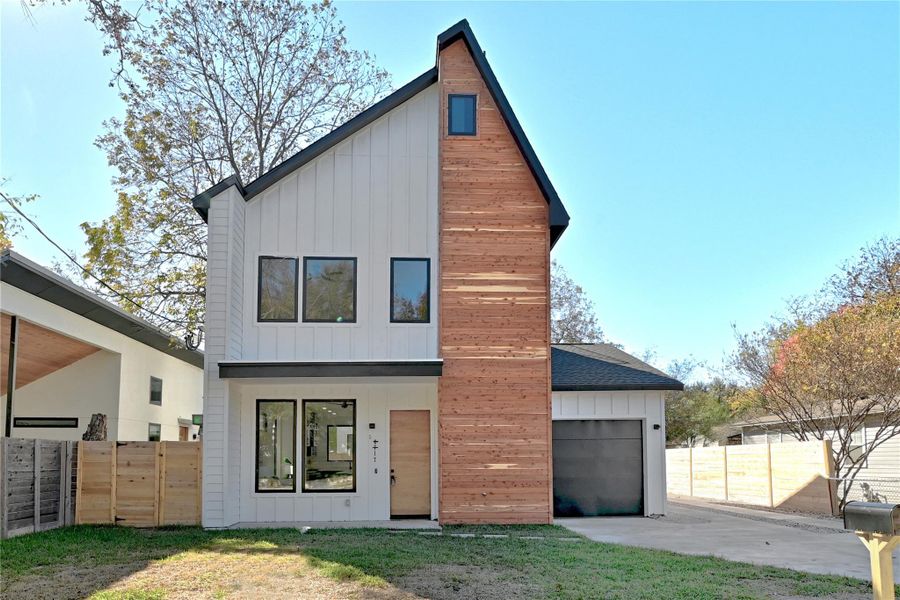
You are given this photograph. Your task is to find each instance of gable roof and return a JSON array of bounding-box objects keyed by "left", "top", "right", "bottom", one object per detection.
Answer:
[
  {"left": 551, "top": 344, "right": 684, "bottom": 392},
  {"left": 192, "top": 19, "right": 569, "bottom": 247},
  {"left": 0, "top": 250, "right": 204, "bottom": 369}
]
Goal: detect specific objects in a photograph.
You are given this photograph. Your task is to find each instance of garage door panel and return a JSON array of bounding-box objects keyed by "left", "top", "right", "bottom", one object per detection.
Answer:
[{"left": 552, "top": 420, "right": 644, "bottom": 517}]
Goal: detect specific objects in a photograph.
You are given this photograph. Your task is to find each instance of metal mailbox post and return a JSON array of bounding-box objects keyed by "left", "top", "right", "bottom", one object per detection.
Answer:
[{"left": 844, "top": 502, "right": 900, "bottom": 600}]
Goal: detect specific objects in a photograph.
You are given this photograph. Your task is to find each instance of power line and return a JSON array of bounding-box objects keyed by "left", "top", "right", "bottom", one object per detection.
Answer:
[{"left": 1, "top": 191, "right": 185, "bottom": 329}]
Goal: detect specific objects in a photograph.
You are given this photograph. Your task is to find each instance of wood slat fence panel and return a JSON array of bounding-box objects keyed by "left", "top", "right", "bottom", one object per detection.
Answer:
[{"left": 1, "top": 438, "right": 76, "bottom": 539}]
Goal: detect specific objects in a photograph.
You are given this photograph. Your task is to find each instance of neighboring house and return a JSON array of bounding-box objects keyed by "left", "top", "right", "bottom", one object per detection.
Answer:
[
  {"left": 194, "top": 20, "right": 680, "bottom": 527},
  {"left": 735, "top": 413, "right": 900, "bottom": 503},
  {"left": 1, "top": 250, "right": 203, "bottom": 442},
  {"left": 551, "top": 344, "right": 683, "bottom": 517}
]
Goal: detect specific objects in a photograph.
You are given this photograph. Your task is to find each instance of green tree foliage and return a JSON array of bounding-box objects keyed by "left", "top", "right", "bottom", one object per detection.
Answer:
[
  {"left": 551, "top": 260, "right": 606, "bottom": 343},
  {"left": 0, "top": 186, "right": 38, "bottom": 251},
  {"left": 733, "top": 236, "right": 900, "bottom": 507},
  {"left": 71, "top": 0, "right": 390, "bottom": 336},
  {"left": 662, "top": 358, "right": 742, "bottom": 447}
]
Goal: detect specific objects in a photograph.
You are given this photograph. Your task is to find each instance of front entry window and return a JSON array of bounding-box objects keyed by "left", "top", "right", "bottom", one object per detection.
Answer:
[
  {"left": 303, "top": 400, "right": 356, "bottom": 492},
  {"left": 256, "top": 400, "right": 297, "bottom": 492}
]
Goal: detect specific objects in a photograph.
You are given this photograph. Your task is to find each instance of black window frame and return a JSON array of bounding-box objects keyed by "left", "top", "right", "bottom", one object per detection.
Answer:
[
  {"left": 255, "top": 399, "right": 298, "bottom": 494},
  {"left": 148, "top": 422, "right": 161, "bottom": 442},
  {"left": 13, "top": 417, "right": 78, "bottom": 428},
  {"left": 257, "top": 255, "right": 300, "bottom": 323},
  {"left": 448, "top": 94, "right": 477, "bottom": 136},
  {"left": 301, "top": 399, "right": 357, "bottom": 494},
  {"left": 390, "top": 257, "right": 431, "bottom": 324},
  {"left": 302, "top": 257, "right": 358, "bottom": 323},
  {"left": 149, "top": 376, "right": 163, "bottom": 406}
]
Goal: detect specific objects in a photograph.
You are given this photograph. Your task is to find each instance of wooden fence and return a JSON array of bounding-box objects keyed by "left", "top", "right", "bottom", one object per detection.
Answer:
[
  {"left": 666, "top": 440, "right": 838, "bottom": 515},
  {"left": 76, "top": 441, "right": 201, "bottom": 527},
  {"left": 0, "top": 438, "right": 77, "bottom": 538}
]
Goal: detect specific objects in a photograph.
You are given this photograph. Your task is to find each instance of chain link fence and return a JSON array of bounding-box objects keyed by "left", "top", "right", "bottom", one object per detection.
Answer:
[{"left": 830, "top": 476, "right": 900, "bottom": 505}]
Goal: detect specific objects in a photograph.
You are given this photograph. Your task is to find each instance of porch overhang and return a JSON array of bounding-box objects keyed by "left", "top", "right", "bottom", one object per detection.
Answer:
[{"left": 218, "top": 360, "right": 443, "bottom": 379}]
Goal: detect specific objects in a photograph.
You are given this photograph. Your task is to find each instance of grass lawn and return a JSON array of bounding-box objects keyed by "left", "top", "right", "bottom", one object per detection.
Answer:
[{"left": 0, "top": 524, "right": 880, "bottom": 600}]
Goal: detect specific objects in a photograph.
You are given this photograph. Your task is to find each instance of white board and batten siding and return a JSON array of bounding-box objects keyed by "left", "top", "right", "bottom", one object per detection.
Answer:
[
  {"left": 240, "top": 84, "right": 440, "bottom": 362},
  {"left": 235, "top": 380, "right": 438, "bottom": 523},
  {"left": 552, "top": 390, "right": 668, "bottom": 515}
]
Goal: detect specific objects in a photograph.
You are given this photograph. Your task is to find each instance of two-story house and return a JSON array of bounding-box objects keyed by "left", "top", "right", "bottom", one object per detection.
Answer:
[{"left": 194, "top": 20, "right": 681, "bottom": 527}]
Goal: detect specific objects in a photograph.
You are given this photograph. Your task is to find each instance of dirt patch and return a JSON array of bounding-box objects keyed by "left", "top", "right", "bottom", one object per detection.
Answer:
[{"left": 392, "top": 565, "right": 542, "bottom": 600}]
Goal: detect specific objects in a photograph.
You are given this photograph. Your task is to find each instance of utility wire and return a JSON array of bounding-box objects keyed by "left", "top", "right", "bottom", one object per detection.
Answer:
[{"left": 1, "top": 191, "right": 185, "bottom": 330}]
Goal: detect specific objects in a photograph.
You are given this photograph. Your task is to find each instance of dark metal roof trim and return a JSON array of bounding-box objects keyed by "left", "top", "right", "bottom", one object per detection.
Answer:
[
  {"left": 437, "top": 19, "right": 570, "bottom": 248},
  {"left": 219, "top": 360, "right": 443, "bottom": 379},
  {"left": 553, "top": 383, "right": 686, "bottom": 392},
  {"left": 1, "top": 250, "right": 204, "bottom": 369},
  {"left": 190, "top": 68, "right": 439, "bottom": 222}
]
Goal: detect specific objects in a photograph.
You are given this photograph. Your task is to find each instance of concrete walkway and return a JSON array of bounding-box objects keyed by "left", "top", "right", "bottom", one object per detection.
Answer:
[{"left": 557, "top": 500, "right": 899, "bottom": 582}]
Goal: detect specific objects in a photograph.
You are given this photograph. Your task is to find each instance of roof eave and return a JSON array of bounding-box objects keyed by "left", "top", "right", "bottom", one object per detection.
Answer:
[
  {"left": 553, "top": 383, "right": 685, "bottom": 392},
  {"left": 190, "top": 174, "right": 244, "bottom": 223}
]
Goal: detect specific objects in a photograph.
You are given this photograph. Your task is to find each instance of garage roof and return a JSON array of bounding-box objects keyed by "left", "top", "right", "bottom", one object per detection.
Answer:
[{"left": 551, "top": 344, "right": 684, "bottom": 392}]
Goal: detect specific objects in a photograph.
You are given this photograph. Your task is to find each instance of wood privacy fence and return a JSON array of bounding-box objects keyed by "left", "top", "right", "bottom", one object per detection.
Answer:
[
  {"left": 666, "top": 441, "right": 838, "bottom": 515},
  {"left": 77, "top": 441, "right": 201, "bottom": 527},
  {"left": 0, "top": 438, "right": 77, "bottom": 538}
]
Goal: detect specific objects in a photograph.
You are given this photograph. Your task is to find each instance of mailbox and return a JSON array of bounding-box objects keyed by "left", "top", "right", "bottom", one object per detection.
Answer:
[{"left": 844, "top": 502, "right": 900, "bottom": 536}]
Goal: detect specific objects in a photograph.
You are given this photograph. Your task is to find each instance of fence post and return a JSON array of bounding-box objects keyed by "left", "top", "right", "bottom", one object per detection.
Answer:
[
  {"left": 688, "top": 447, "right": 693, "bottom": 497},
  {"left": 110, "top": 443, "right": 117, "bottom": 524},
  {"left": 33, "top": 439, "right": 41, "bottom": 532},
  {"left": 1, "top": 438, "right": 8, "bottom": 539},
  {"left": 766, "top": 443, "right": 774, "bottom": 508},
  {"left": 723, "top": 446, "right": 729, "bottom": 502},
  {"left": 158, "top": 442, "right": 166, "bottom": 526},
  {"left": 63, "top": 442, "right": 74, "bottom": 526}
]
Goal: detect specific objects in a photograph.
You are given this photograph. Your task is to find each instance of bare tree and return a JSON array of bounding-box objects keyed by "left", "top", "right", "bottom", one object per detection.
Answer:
[
  {"left": 551, "top": 260, "right": 606, "bottom": 344},
  {"left": 33, "top": 0, "right": 390, "bottom": 336}
]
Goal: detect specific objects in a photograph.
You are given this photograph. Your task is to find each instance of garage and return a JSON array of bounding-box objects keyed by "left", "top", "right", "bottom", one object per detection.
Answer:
[
  {"left": 550, "top": 344, "right": 684, "bottom": 517},
  {"left": 552, "top": 419, "right": 644, "bottom": 516}
]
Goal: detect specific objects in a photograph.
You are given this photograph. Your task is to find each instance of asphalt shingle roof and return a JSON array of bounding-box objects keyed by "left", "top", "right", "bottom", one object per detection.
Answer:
[{"left": 551, "top": 344, "right": 684, "bottom": 391}]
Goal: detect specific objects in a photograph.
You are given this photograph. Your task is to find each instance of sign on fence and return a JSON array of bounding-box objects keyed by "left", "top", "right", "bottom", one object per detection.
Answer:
[
  {"left": 0, "top": 438, "right": 77, "bottom": 538},
  {"left": 76, "top": 441, "right": 201, "bottom": 527},
  {"left": 666, "top": 440, "right": 838, "bottom": 515}
]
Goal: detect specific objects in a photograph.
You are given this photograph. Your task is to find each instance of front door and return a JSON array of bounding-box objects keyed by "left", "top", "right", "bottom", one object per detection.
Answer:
[{"left": 390, "top": 410, "right": 431, "bottom": 518}]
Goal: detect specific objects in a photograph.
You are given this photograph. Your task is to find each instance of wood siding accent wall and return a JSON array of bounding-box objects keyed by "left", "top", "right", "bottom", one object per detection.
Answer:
[{"left": 438, "top": 39, "right": 552, "bottom": 524}]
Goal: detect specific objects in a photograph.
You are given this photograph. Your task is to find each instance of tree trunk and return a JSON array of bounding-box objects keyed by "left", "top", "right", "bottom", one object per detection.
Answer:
[{"left": 82, "top": 413, "right": 108, "bottom": 441}]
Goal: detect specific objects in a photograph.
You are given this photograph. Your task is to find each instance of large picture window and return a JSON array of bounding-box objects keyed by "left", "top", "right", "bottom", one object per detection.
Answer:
[
  {"left": 303, "top": 400, "right": 356, "bottom": 492},
  {"left": 256, "top": 400, "right": 297, "bottom": 493},
  {"left": 391, "top": 258, "right": 430, "bottom": 323},
  {"left": 258, "top": 256, "right": 299, "bottom": 322},
  {"left": 303, "top": 258, "right": 357, "bottom": 323}
]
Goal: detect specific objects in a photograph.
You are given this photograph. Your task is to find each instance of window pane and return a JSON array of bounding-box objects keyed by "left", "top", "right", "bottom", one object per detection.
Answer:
[
  {"left": 304, "top": 258, "right": 356, "bottom": 322},
  {"left": 150, "top": 377, "right": 163, "bottom": 405},
  {"left": 148, "top": 423, "right": 161, "bottom": 442},
  {"left": 392, "top": 259, "right": 429, "bottom": 322},
  {"left": 304, "top": 400, "right": 355, "bottom": 492},
  {"left": 448, "top": 95, "right": 476, "bottom": 135},
  {"left": 259, "top": 257, "right": 298, "bottom": 321},
  {"left": 257, "top": 401, "right": 296, "bottom": 492}
]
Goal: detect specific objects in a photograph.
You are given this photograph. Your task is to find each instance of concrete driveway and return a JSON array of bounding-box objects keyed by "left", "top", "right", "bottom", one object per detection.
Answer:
[{"left": 557, "top": 499, "right": 900, "bottom": 582}]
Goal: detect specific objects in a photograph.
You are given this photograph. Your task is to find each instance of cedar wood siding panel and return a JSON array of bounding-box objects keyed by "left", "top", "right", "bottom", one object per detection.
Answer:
[{"left": 438, "top": 39, "right": 553, "bottom": 524}]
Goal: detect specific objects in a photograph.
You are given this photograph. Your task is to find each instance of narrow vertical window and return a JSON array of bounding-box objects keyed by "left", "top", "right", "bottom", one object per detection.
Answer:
[
  {"left": 149, "top": 376, "right": 163, "bottom": 406},
  {"left": 148, "top": 423, "right": 161, "bottom": 442},
  {"left": 448, "top": 94, "right": 476, "bottom": 136},
  {"left": 391, "top": 258, "right": 430, "bottom": 323},
  {"left": 258, "top": 256, "right": 299, "bottom": 322},
  {"left": 303, "top": 257, "right": 357, "bottom": 323},
  {"left": 256, "top": 400, "right": 297, "bottom": 493},
  {"left": 303, "top": 400, "right": 356, "bottom": 492}
]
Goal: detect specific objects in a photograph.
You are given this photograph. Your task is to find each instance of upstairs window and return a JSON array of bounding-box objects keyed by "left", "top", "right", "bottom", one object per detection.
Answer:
[
  {"left": 303, "top": 257, "right": 357, "bottom": 323},
  {"left": 258, "top": 256, "right": 299, "bottom": 322},
  {"left": 448, "top": 94, "right": 476, "bottom": 136},
  {"left": 149, "top": 376, "right": 163, "bottom": 406},
  {"left": 148, "top": 423, "right": 161, "bottom": 442},
  {"left": 391, "top": 258, "right": 430, "bottom": 323}
]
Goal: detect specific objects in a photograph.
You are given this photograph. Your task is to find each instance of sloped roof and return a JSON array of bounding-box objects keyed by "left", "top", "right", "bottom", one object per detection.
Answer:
[
  {"left": 192, "top": 19, "right": 569, "bottom": 247},
  {"left": 0, "top": 250, "right": 203, "bottom": 368},
  {"left": 551, "top": 344, "right": 684, "bottom": 391}
]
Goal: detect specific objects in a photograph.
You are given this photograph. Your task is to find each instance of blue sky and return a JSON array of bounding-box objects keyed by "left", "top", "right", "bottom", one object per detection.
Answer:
[{"left": 2, "top": 2, "right": 898, "bottom": 377}]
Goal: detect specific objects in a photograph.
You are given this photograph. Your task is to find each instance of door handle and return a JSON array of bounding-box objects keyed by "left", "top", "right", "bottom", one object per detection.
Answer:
[{"left": 390, "top": 469, "right": 396, "bottom": 486}]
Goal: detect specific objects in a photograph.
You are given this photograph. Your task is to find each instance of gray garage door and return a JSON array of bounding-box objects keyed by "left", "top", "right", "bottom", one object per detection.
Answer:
[{"left": 552, "top": 420, "right": 644, "bottom": 517}]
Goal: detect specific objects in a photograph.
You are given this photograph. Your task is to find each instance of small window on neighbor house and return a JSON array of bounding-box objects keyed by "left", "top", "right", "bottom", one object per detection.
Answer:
[
  {"left": 148, "top": 423, "right": 161, "bottom": 442},
  {"left": 149, "top": 376, "right": 163, "bottom": 406},
  {"left": 258, "top": 256, "right": 299, "bottom": 322},
  {"left": 303, "top": 257, "right": 357, "bottom": 323},
  {"left": 391, "top": 258, "right": 430, "bottom": 323},
  {"left": 448, "top": 94, "right": 476, "bottom": 135}
]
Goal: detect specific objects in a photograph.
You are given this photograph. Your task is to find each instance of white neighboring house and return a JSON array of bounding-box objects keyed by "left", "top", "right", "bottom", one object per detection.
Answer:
[
  {"left": 1, "top": 250, "right": 204, "bottom": 442},
  {"left": 736, "top": 413, "right": 900, "bottom": 503}
]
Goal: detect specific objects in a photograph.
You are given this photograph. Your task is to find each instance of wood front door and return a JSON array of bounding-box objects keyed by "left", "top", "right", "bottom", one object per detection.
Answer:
[{"left": 390, "top": 410, "right": 431, "bottom": 517}]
